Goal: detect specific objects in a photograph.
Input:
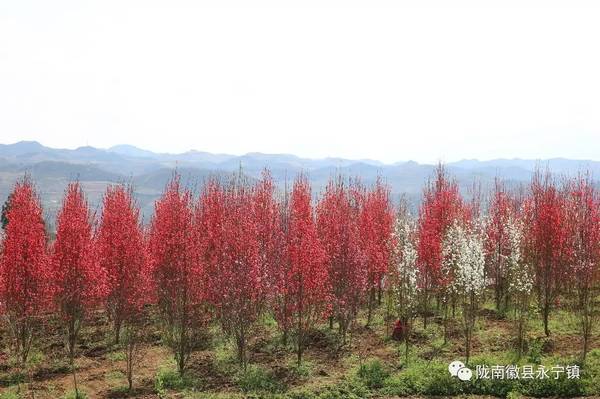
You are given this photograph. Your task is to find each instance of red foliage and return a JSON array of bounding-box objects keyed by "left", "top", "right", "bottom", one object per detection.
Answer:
[
  {"left": 97, "top": 185, "right": 148, "bottom": 343},
  {"left": 253, "top": 171, "right": 284, "bottom": 303},
  {"left": 417, "top": 165, "right": 464, "bottom": 292},
  {"left": 522, "top": 170, "right": 571, "bottom": 336},
  {"left": 286, "top": 175, "right": 328, "bottom": 364},
  {"left": 197, "top": 178, "right": 226, "bottom": 306},
  {"left": 198, "top": 175, "right": 263, "bottom": 369},
  {"left": 148, "top": 176, "right": 206, "bottom": 373},
  {"left": 0, "top": 178, "right": 51, "bottom": 363},
  {"left": 251, "top": 174, "right": 292, "bottom": 341},
  {"left": 317, "top": 176, "right": 366, "bottom": 340},
  {"left": 565, "top": 175, "right": 600, "bottom": 358},
  {"left": 566, "top": 175, "right": 600, "bottom": 284},
  {"left": 52, "top": 183, "right": 104, "bottom": 313},
  {"left": 359, "top": 178, "right": 394, "bottom": 321},
  {"left": 416, "top": 165, "right": 464, "bottom": 327}
]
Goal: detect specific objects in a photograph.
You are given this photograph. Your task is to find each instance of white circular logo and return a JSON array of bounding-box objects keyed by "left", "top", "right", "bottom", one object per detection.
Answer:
[
  {"left": 457, "top": 367, "right": 473, "bottom": 381},
  {"left": 448, "top": 360, "right": 465, "bottom": 377}
]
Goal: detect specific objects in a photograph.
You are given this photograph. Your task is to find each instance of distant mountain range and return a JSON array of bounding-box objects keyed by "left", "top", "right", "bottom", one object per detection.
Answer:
[{"left": 1, "top": 140, "right": 599, "bottom": 226}]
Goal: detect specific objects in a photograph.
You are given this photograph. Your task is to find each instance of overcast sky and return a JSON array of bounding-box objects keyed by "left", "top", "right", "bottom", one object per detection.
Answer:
[{"left": 1, "top": 0, "right": 599, "bottom": 164}]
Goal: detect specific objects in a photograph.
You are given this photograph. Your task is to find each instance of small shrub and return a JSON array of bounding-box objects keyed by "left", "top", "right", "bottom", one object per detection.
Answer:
[
  {"left": 293, "top": 379, "right": 368, "bottom": 399},
  {"left": 213, "top": 341, "right": 237, "bottom": 374},
  {"left": 62, "top": 390, "right": 88, "bottom": 399},
  {"left": 290, "top": 361, "right": 312, "bottom": 379},
  {"left": 517, "top": 374, "right": 585, "bottom": 397},
  {"left": 154, "top": 364, "right": 201, "bottom": 395},
  {"left": 0, "top": 371, "right": 26, "bottom": 386},
  {"left": 107, "top": 351, "right": 126, "bottom": 362},
  {"left": 235, "top": 365, "right": 282, "bottom": 393},
  {"left": 0, "top": 388, "right": 22, "bottom": 399},
  {"left": 528, "top": 338, "right": 544, "bottom": 364},
  {"left": 356, "top": 359, "right": 389, "bottom": 389},
  {"left": 382, "top": 361, "right": 463, "bottom": 396}
]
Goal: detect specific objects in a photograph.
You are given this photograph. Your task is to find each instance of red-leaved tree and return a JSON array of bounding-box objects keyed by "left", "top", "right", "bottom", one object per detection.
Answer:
[
  {"left": 416, "top": 164, "right": 464, "bottom": 329},
  {"left": 360, "top": 178, "right": 394, "bottom": 326},
  {"left": 0, "top": 177, "right": 51, "bottom": 364},
  {"left": 565, "top": 174, "right": 600, "bottom": 361},
  {"left": 522, "top": 169, "right": 571, "bottom": 336},
  {"left": 52, "top": 182, "right": 104, "bottom": 394},
  {"left": 287, "top": 175, "right": 328, "bottom": 365},
  {"left": 96, "top": 184, "right": 149, "bottom": 389},
  {"left": 270, "top": 184, "right": 294, "bottom": 345},
  {"left": 253, "top": 171, "right": 284, "bottom": 317},
  {"left": 148, "top": 176, "right": 207, "bottom": 374},
  {"left": 199, "top": 174, "right": 263, "bottom": 370},
  {"left": 317, "top": 176, "right": 366, "bottom": 343}
]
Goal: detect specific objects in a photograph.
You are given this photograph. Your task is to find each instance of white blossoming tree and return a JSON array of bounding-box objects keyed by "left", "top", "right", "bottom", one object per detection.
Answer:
[
  {"left": 505, "top": 216, "right": 533, "bottom": 359},
  {"left": 441, "top": 221, "right": 467, "bottom": 343},
  {"left": 445, "top": 221, "right": 486, "bottom": 364},
  {"left": 387, "top": 210, "right": 420, "bottom": 363}
]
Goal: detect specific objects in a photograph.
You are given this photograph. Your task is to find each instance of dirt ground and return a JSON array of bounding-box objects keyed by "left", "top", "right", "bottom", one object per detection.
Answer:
[{"left": 0, "top": 305, "right": 597, "bottom": 399}]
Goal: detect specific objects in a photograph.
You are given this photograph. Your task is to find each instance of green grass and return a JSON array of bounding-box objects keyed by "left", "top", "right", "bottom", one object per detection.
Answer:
[
  {"left": 0, "top": 387, "right": 22, "bottom": 399},
  {"left": 154, "top": 361, "right": 204, "bottom": 397},
  {"left": 62, "top": 390, "right": 88, "bottom": 399},
  {"left": 288, "top": 360, "right": 314, "bottom": 379},
  {"left": 107, "top": 351, "right": 126, "bottom": 362},
  {"left": 235, "top": 365, "right": 283, "bottom": 393}
]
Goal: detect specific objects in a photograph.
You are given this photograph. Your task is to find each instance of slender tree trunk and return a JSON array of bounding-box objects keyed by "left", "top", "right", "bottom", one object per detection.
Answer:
[
  {"left": 452, "top": 295, "right": 456, "bottom": 318},
  {"left": 543, "top": 300, "right": 550, "bottom": 337},
  {"left": 297, "top": 282, "right": 304, "bottom": 367},
  {"left": 70, "top": 350, "right": 79, "bottom": 397},
  {"left": 403, "top": 318, "right": 411, "bottom": 365},
  {"left": 422, "top": 289, "right": 429, "bottom": 330},
  {"left": 443, "top": 301, "right": 449, "bottom": 345},
  {"left": 366, "top": 288, "right": 374, "bottom": 327},
  {"left": 238, "top": 327, "right": 247, "bottom": 371},
  {"left": 114, "top": 317, "right": 122, "bottom": 345},
  {"left": 282, "top": 328, "right": 288, "bottom": 346}
]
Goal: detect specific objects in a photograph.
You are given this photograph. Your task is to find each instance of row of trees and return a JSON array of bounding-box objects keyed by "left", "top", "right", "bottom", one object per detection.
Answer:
[
  {"left": 0, "top": 171, "right": 393, "bottom": 391},
  {"left": 0, "top": 166, "right": 599, "bottom": 393},
  {"left": 390, "top": 166, "right": 600, "bottom": 364}
]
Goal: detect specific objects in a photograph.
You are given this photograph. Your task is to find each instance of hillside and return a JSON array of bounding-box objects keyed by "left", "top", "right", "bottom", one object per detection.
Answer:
[{"left": 2, "top": 141, "right": 599, "bottom": 223}]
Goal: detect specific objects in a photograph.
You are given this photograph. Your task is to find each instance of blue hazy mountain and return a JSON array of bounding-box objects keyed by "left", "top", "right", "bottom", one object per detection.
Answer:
[{"left": 1, "top": 140, "right": 599, "bottom": 222}]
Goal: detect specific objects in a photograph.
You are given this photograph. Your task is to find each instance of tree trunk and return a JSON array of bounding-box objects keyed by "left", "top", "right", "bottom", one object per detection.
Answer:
[
  {"left": 443, "top": 301, "right": 448, "bottom": 345},
  {"left": 543, "top": 303, "right": 550, "bottom": 337},
  {"left": 282, "top": 328, "right": 288, "bottom": 346},
  {"left": 114, "top": 318, "right": 122, "bottom": 345},
  {"left": 366, "top": 288, "right": 374, "bottom": 327}
]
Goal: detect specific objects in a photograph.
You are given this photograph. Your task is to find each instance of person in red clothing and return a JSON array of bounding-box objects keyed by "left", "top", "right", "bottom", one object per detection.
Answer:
[{"left": 392, "top": 319, "right": 405, "bottom": 341}]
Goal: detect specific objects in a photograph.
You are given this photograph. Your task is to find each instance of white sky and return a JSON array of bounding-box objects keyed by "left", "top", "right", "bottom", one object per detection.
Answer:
[{"left": 1, "top": 0, "right": 600, "bottom": 164}]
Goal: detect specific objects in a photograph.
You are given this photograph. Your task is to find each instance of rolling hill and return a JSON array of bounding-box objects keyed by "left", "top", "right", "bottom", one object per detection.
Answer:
[{"left": 1, "top": 140, "right": 599, "bottom": 225}]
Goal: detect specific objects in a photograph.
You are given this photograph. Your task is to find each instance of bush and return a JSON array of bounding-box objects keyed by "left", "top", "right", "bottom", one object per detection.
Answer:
[
  {"left": 356, "top": 359, "right": 388, "bottom": 389},
  {"left": 154, "top": 364, "right": 202, "bottom": 396},
  {"left": 528, "top": 337, "right": 545, "bottom": 364},
  {"left": 382, "top": 361, "right": 463, "bottom": 396},
  {"left": 516, "top": 374, "right": 585, "bottom": 397},
  {"left": 290, "top": 361, "right": 312, "bottom": 379},
  {"left": 62, "top": 390, "right": 87, "bottom": 399},
  {"left": 0, "top": 388, "right": 22, "bottom": 399},
  {"left": 506, "top": 391, "right": 523, "bottom": 399},
  {"left": 107, "top": 351, "right": 126, "bottom": 361},
  {"left": 236, "top": 365, "right": 283, "bottom": 393}
]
